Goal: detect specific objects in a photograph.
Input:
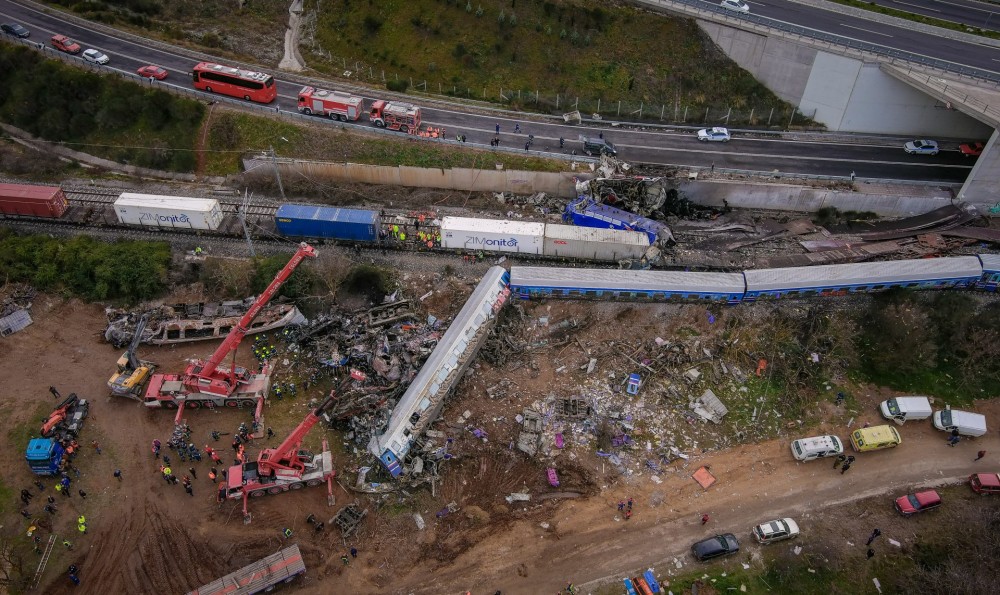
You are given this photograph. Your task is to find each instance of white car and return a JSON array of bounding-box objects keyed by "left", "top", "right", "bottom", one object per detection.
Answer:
[
  {"left": 903, "top": 139, "right": 939, "bottom": 155},
  {"left": 752, "top": 518, "right": 800, "bottom": 544},
  {"left": 83, "top": 48, "right": 110, "bottom": 65},
  {"left": 697, "top": 127, "right": 731, "bottom": 142},
  {"left": 720, "top": 0, "right": 750, "bottom": 14}
]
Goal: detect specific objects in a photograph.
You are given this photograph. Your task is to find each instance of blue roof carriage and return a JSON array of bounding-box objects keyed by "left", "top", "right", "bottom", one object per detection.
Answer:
[
  {"left": 509, "top": 266, "right": 747, "bottom": 304},
  {"left": 976, "top": 254, "right": 1000, "bottom": 291},
  {"left": 743, "top": 256, "right": 983, "bottom": 301}
]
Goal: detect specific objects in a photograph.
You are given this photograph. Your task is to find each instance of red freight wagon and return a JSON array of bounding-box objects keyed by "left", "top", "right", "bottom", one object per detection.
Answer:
[{"left": 0, "top": 184, "right": 69, "bottom": 218}]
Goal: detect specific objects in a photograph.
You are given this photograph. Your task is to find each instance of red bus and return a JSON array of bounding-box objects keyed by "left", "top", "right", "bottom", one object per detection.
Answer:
[{"left": 191, "top": 62, "right": 277, "bottom": 103}]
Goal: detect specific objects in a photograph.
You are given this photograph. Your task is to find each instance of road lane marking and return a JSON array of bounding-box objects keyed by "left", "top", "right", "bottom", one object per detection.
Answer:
[
  {"left": 840, "top": 24, "right": 894, "bottom": 37},
  {"left": 892, "top": 1, "right": 941, "bottom": 12}
]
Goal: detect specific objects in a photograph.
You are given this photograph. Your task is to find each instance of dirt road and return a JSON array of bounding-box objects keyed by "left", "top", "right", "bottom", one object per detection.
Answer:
[{"left": 385, "top": 402, "right": 1000, "bottom": 594}]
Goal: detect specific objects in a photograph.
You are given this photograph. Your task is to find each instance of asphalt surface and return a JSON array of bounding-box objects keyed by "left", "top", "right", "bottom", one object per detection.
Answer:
[
  {"left": 851, "top": 0, "right": 1000, "bottom": 33},
  {"left": 0, "top": 0, "right": 986, "bottom": 183}
]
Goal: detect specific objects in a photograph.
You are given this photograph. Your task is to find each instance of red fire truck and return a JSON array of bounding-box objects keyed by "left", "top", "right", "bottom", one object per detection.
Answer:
[
  {"left": 369, "top": 100, "right": 421, "bottom": 134},
  {"left": 297, "top": 86, "right": 364, "bottom": 121}
]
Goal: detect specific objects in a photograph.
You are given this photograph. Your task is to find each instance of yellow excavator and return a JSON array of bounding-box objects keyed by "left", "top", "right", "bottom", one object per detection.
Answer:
[{"left": 108, "top": 312, "right": 156, "bottom": 398}]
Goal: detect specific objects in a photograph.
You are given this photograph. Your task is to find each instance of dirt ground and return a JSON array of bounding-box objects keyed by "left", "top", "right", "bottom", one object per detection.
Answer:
[{"left": 2, "top": 291, "right": 999, "bottom": 595}]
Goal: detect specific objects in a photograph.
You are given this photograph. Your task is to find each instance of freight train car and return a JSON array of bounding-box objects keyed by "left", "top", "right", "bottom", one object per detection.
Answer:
[
  {"left": 114, "top": 193, "right": 224, "bottom": 230},
  {"left": 0, "top": 184, "right": 69, "bottom": 218},
  {"left": 440, "top": 217, "right": 544, "bottom": 254},
  {"left": 274, "top": 204, "right": 381, "bottom": 242},
  {"left": 542, "top": 224, "right": 650, "bottom": 261}
]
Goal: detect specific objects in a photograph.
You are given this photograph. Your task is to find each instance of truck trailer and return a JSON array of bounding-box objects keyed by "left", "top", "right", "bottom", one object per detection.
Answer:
[{"left": 297, "top": 86, "right": 363, "bottom": 121}]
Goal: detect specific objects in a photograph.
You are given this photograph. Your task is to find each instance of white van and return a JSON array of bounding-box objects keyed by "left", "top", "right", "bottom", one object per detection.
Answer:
[
  {"left": 879, "top": 396, "right": 932, "bottom": 425},
  {"left": 791, "top": 435, "right": 844, "bottom": 461},
  {"left": 933, "top": 409, "right": 987, "bottom": 437}
]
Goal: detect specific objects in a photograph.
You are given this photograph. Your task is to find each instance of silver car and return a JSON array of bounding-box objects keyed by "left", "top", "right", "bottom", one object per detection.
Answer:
[
  {"left": 83, "top": 49, "right": 110, "bottom": 65},
  {"left": 903, "top": 139, "right": 939, "bottom": 155},
  {"left": 720, "top": 0, "right": 750, "bottom": 14}
]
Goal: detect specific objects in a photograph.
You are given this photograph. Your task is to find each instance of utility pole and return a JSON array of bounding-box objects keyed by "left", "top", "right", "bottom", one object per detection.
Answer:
[
  {"left": 240, "top": 189, "right": 256, "bottom": 258},
  {"left": 269, "top": 145, "right": 285, "bottom": 200}
]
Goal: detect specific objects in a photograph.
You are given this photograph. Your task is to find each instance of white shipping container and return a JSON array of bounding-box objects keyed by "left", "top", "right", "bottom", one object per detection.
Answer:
[
  {"left": 441, "top": 217, "right": 544, "bottom": 254},
  {"left": 114, "top": 193, "right": 224, "bottom": 231},
  {"left": 543, "top": 224, "right": 650, "bottom": 261}
]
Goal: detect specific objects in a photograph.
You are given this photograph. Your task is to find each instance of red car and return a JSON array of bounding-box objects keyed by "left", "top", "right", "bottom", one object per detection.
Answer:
[
  {"left": 894, "top": 489, "right": 942, "bottom": 516},
  {"left": 970, "top": 473, "right": 1000, "bottom": 494},
  {"left": 50, "top": 34, "right": 81, "bottom": 54},
  {"left": 959, "top": 142, "right": 985, "bottom": 157},
  {"left": 137, "top": 65, "right": 168, "bottom": 80}
]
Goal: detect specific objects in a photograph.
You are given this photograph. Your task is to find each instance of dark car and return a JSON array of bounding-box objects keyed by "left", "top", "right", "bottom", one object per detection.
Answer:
[
  {"left": 582, "top": 137, "right": 617, "bottom": 157},
  {"left": 1, "top": 22, "right": 30, "bottom": 38},
  {"left": 691, "top": 533, "right": 740, "bottom": 561}
]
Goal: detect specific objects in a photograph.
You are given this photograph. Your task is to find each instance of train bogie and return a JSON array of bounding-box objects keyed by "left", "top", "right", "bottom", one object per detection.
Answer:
[{"left": 0, "top": 184, "right": 68, "bottom": 218}]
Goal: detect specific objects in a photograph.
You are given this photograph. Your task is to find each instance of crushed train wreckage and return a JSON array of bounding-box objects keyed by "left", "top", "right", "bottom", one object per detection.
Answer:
[{"left": 103, "top": 299, "right": 305, "bottom": 348}]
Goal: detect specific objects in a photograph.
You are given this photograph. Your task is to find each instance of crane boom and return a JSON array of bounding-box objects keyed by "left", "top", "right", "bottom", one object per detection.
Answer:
[
  {"left": 188, "top": 243, "right": 317, "bottom": 392},
  {"left": 257, "top": 382, "right": 345, "bottom": 478}
]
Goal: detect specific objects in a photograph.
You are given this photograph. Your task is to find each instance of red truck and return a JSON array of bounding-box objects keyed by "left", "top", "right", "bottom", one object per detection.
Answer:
[
  {"left": 297, "top": 86, "right": 363, "bottom": 121},
  {"left": 369, "top": 100, "right": 421, "bottom": 134}
]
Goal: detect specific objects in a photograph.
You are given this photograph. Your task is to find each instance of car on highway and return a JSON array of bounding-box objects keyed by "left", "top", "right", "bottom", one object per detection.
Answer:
[
  {"left": 137, "top": 65, "right": 169, "bottom": 80},
  {"left": 894, "top": 489, "right": 942, "bottom": 516},
  {"left": 720, "top": 0, "right": 750, "bottom": 14},
  {"left": 959, "top": 142, "right": 984, "bottom": 157},
  {"left": 1, "top": 22, "right": 30, "bottom": 38},
  {"left": 50, "top": 34, "right": 82, "bottom": 54},
  {"left": 903, "top": 139, "right": 939, "bottom": 155},
  {"left": 83, "top": 49, "right": 110, "bottom": 65},
  {"left": 691, "top": 533, "right": 740, "bottom": 561},
  {"left": 752, "top": 518, "right": 800, "bottom": 544},
  {"left": 697, "top": 127, "right": 731, "bottom": 142}
]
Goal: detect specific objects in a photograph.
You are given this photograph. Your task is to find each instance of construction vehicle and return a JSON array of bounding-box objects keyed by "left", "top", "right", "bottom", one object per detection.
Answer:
[
  {"left": 368, "top": 100, "right": 421, "bottom": 134},
  {"left": 40, "top": 390, "right": 89, "bottom": 442},
  {"left": 143, "top": 243, "right": 318, "bottom": 425},
  {"left": 26, "top": 438, "right": 66, "bottom": 475},
  {"left": 108, "top": 312, "right": 155, "bottom": 398},
  {"left": 225, "top": 383, "right": 346, "bottom": 521},
  {"left": 297, "top": 86, "right": 363, "bottom": 121}
]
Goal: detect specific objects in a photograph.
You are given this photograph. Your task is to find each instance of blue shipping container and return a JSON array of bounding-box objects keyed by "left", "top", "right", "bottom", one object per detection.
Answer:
[{"left": 275, "top": 204, "right": 381, "bottom": 242}]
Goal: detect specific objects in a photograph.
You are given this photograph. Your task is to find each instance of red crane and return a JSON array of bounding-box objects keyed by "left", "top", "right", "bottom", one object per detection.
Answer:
[
  {"left": 182, "top": 242, "right": 317, "bottom": 397},
  {"left": 256, "top": 382, "right": 344, "bottom": 479}
]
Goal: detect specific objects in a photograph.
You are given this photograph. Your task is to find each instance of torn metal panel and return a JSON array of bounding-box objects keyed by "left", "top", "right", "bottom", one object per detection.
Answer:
[
  {"left": 690, "top": 389, "right": 729, "bottom": 424},
  {"left": 0, "top": 308, "right": 32, "bottom": 337}
]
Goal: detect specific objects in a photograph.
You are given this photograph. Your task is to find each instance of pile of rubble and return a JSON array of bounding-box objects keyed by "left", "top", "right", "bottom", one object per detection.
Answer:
[
  {"left": 271, "top": 297, "right": 447, "bottom": 449},
  {"left": 0, "top": 282, "right": 35, "bottom": 337}
]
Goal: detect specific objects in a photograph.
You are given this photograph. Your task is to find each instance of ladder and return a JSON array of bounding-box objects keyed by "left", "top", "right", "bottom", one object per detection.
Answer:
[{"left": 31, "top": 534, "right": 56, "bottom": 589}]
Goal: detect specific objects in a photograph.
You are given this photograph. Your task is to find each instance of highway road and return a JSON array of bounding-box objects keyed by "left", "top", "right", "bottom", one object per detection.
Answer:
[
  {"left": 0, "top": 0, "right": 984, "bottom": 184},
  {"left": 692, "top": 0, "right": 1000, "bottom": 76},
  {"left": 854, "top": 0, "right": 1000, "bottom": 33}
]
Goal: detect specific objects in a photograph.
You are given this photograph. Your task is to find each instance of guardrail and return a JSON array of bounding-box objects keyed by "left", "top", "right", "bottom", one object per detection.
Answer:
[{"left": 653, "top": 0, "right": 1000, "bottom": 84}]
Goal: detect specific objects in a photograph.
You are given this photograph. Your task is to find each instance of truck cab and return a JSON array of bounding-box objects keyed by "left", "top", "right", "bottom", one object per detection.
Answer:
[{"left": 26, "top": 438, "right": 65, "bottom": 475}]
